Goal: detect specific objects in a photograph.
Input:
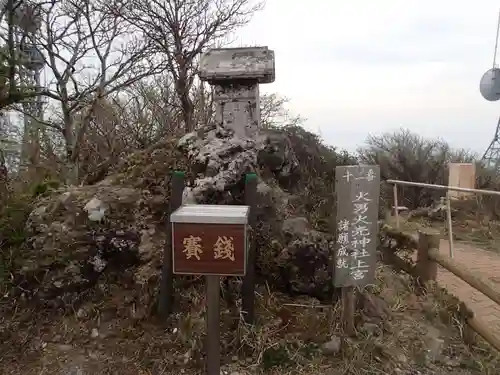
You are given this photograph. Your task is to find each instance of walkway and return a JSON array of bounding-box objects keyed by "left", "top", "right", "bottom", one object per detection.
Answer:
[{"left": 436, "top": 240, "right": 500, "bottom": 335}]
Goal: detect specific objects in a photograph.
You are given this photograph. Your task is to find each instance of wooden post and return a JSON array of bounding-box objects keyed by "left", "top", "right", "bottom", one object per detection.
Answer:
[
  {"left": 459, "top": 302, "right": 475, "bottom": 346},
  {"left": 206, "top": 275, "right": 221, "bottom": 375},
  {"left": 171, "top": 204, "right": 250, "bottom": 373},
  {"left": 429, "top": 248, "right": 500, "bottom": 306},
  {"left": 341, "top": 286, "right": 355, "bottom": 336},
  {"left": 416, "top": 229, "right": 439, "bottom": 292},
  {"left": 242, "top": 173, "right": 257, "bottom": 324},
  {"left": 334, "top": 165, "right": 380, "bottom": 340},
  {"left": 158, "top": 171, "right": 185, "bottom": 318}
]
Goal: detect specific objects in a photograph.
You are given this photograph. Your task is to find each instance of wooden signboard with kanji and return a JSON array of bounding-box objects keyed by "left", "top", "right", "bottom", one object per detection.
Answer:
[{"left": 170, "top": 205, "right": 249, "bottom": 276}]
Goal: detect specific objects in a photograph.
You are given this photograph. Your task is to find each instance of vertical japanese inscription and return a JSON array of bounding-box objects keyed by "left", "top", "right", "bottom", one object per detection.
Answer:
[{"left": 334, "top": 165, "right": 380, "bottom": 287}]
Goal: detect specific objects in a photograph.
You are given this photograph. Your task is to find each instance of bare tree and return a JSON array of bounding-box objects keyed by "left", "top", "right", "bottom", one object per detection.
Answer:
[
  {"left": 21, "top": 0, "right": 160, "bottom": 183},
  {"left": 260, "top": 93, "right": 304, "bottom": 129},
  {"left": 119, "top": 0, "right": 262, "bottom": 133},
  {"left": 113, "top": 74, "right": 215, "bottom": 147},
  {"left": 115, "top": 75, "right": 184, "bottom": 148}
]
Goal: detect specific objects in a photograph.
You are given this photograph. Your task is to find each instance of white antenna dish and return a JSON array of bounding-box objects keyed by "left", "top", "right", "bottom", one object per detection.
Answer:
[{"left": 480, "top": 68, "right": 500, "bottom": 101}]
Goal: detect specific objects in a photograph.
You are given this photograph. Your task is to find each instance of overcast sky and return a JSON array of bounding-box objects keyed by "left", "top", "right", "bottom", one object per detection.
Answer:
[{"left": 234, "top": 0, "right": 500, "bottom": 154}]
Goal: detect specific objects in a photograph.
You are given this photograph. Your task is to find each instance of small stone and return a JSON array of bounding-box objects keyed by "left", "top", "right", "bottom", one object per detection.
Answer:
[
  {"left": 64, "top": 367, "right": 84, "bottom": 375},
  {"left": 282, "top": 217, "right": 310, "bottom": 235},
  {"left": 88, "top": 255, "right": 107, "bottom": 273},
  {"left": 256, "top": 181, "right": 272, "bottom": 195},
  {"left": 88, "top": 350, "right": 99, "bottom": 360},
  {"left": 90, "top": 328, "right": 99, "bottom": 338},
  {"left": 182, "top": 187, "right": 196, "bottom": 204},
  {"left": 83, "top": 197, "right": 107, "bottom": 221},
  {"left": 396, "top": 352, "right": 408, "bottom": 364},
  {"left": 380, "top": 345, "right": 407, "bottom": 364},
  {"left": 321, "top": 336, "right": 341, "bottom": 355},
  {"left": 57, "top": 344, "right": 73, "bottom": 352},
  {"left": 442, "top": 356, "right": 461, "bottom": 367},
  {"left": 53, "top": 281, "right": 63, "bottom": 288},
  {"left": 360, "top": 322, "right": 381, "bottom": 336},
  {"left": 359, "top": 292, "right": 390, "bottom": 322},
  {"left": 52, "top": 335, "right": 62, "bottom": 342},
  {"left": 423, "top": 327, "right": 444, "bottom": 362}
]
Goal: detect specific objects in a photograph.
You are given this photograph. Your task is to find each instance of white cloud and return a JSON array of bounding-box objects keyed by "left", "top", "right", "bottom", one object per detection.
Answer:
[{"left": 235, "top": 0, "right": 500, "bottom": 154}]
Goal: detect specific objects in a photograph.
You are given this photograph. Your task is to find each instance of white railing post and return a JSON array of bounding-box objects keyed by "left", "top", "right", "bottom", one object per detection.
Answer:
[
  {"left": 446, "top": 191, "right": 454, "bottom": 258},
  {"left": 393, "top": 183, "right": 400, "bottom": 229},
  {"left": 386, "top": 179, "right": 499, "bottom": 260},
  {"left": 386, "top": 180, "right": 500, "bottom": 197}
]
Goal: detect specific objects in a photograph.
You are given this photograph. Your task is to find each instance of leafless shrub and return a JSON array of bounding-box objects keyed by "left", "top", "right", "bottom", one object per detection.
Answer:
[{"left": 358, "top": 128, "right": 477, "bottom": 210}]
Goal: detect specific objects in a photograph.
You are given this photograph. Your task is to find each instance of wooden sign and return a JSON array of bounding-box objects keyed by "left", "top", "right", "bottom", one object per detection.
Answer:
[
  {"left": 448, "top": 163, "right": 476, "bottom": 200},
  {"left": 170, "top": 205, "right": 249, "bottom": 276},
  {"left": 334, "top": 165, "right": 380, "bottom": 287}
]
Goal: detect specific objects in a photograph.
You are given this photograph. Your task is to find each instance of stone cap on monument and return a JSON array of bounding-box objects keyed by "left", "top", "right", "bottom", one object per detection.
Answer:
[{"left": 199, "top": 47, "right": 275, "bottom": 84}]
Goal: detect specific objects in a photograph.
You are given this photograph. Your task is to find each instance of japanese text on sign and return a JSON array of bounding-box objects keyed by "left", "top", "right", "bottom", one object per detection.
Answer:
[
  {"left": 183, "top": 235, "right": 203, "bottom": 260},
  {"left": 170, "top": 205, "right": 248, "bottom": 276},
  {"left": 334, "top": 165, "right": 380, "bottom": 287},
  {"left": 182, "top": 235, "right": 236, "bottom": 261}
]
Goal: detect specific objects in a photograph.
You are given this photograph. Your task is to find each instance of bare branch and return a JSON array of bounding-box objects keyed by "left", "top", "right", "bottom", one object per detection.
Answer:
[
  {"left": 21, "top": 0, "right": 159, "bottom": 183},
  {"left": 115, "top": 0, "right": 263, "bottom": 132}
]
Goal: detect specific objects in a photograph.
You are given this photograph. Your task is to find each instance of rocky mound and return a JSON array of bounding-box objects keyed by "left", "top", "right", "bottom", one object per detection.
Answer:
[{"left": 18, "top": 123, "right": 346, "bottom": 316}]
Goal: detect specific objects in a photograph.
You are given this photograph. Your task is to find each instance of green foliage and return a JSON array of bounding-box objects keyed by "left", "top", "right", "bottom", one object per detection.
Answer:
[
  {"left": 0, "top": 193, "right": 33, "bottom": 248},
  {"left": 261, "top": 341, "right": 319, "bottom": 370},
  {"left": 0, "top": 191, "right": 34, "bottom": 286},
  {"left": 262, "top": 345, "right": 292, "bottom": 369},
  {"left": 32, "top": 180, "right": 61, "bottom": 197}
]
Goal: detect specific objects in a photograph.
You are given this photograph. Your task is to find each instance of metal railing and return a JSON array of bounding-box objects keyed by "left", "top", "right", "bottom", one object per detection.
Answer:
[{"left": 386, "top": 179, "right": 500, "bottom": 258}]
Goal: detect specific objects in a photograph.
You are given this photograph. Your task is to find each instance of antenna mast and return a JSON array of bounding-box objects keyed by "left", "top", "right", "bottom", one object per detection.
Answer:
[
  {"left": 1, "top": 0, "right": 46, "bottom": 169},
  {"left": 482, "top": 117, "right": 500, "bottom": 165},
  {"left": 480, "top": 8, "right": 500, "bottom": 171}
]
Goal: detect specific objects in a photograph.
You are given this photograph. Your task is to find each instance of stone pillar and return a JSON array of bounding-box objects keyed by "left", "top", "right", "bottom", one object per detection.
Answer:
[
  {"left": 181, "top": 47, "right": 275, "bottom": 203},
  {"left": 199, "top": 47, "right": 275, "bottom": 137}
]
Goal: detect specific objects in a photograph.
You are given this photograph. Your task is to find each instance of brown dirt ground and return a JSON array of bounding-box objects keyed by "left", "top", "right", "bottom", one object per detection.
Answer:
[{"left": 1, "top": 262, "right": 499, "bottom": 375}]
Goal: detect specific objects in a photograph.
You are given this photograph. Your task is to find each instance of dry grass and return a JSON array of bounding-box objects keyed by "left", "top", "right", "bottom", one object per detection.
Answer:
[
  {"left": 1, "top": 263, "right": 499, "bottom": 375},
  {"left": 3, "top": 129, "right": 500, "bottom": 374}
]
